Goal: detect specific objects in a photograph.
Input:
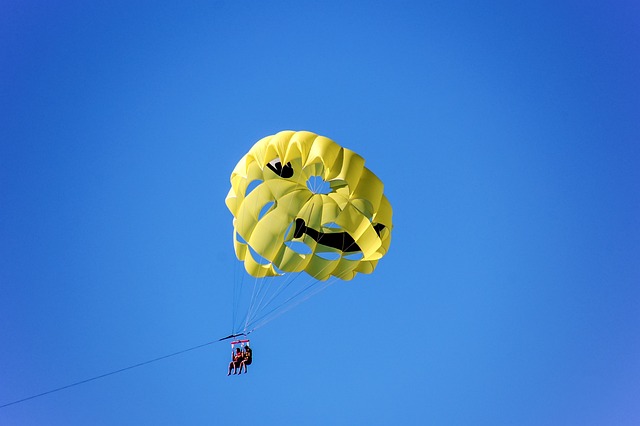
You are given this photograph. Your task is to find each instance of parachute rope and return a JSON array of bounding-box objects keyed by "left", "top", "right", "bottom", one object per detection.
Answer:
[
  {"left": 246, "top": 275, "right": 339, "bottom": 333},
  {"left": 241, "top": 243, "right": 344, "bottom": 333},
  {"left": 245, "top": 272, "right": 302, "bottom": 327}
]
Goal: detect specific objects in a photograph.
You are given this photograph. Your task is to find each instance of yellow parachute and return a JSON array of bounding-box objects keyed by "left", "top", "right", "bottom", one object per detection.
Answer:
[
  {"left": 226, "top": 130, "right": 392, "bottom": 281},
  {"left": 224, "top": 130, "right": 392, "bottom": 334}
]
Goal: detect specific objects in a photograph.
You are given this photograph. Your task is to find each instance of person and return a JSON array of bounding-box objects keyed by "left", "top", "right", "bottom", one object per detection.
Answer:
[
  {"left": 227, "top": 347, "right": 243, "bottom": 375},
  {"left": 239, "top": 345, "right": 252, "bottom": 374}
]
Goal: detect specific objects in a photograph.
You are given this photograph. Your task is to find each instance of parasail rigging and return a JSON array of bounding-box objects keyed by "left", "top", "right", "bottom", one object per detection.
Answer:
[{"left": 225, "top": 130, "right": 393, "bottom": 336}]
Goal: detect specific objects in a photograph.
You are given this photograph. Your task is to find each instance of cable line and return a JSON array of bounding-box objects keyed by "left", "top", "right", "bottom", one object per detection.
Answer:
[{"left": 0, "top": 339, "right": 220, "bottom": 409}]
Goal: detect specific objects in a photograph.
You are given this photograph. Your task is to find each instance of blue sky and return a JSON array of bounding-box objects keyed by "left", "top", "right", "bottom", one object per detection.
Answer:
[{"left": 1, "top": 1, "right": 639, "bottom": 425}]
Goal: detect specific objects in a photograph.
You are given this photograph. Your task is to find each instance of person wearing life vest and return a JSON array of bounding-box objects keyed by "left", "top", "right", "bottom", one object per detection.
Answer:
[
  {"left": 227, "top": 347, "right": 243, "bottom": 375},
  {"left": 239, "top": 346, "right": 252, "bottom": 374}
]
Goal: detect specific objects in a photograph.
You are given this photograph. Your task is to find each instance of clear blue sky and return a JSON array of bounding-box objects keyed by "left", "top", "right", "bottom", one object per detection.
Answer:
[{"left": 1, "top": 1, "right": 639, "bottom": 425}]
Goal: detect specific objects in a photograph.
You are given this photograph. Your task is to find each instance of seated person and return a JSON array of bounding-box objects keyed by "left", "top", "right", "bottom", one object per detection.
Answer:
[
  {"left": 239, "top": 346, "right": 252, "bottom": 374},
  {"left": 227, "top": 348, "right": 243, "bottom": 375}
]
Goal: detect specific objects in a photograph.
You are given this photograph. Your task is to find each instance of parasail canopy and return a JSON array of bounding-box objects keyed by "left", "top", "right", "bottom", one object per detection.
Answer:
[{"left": 226, "top": 130, "right": 393, "bottom": 282}]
